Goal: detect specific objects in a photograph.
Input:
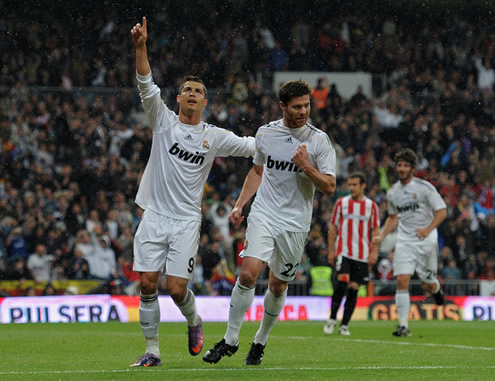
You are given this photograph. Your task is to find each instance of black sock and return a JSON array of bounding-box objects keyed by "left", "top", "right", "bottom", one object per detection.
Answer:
[
  {"left": 330, "top": 281, "right": 348, "bottom": 320},
  {"left": 342, "top": 288, "right": 358, "bottom": 326}
]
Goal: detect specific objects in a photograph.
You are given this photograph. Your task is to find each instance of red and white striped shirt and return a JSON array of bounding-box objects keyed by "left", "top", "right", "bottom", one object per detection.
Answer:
[{"left": 331, "top": 195, "right": 380, "bottom": 263}]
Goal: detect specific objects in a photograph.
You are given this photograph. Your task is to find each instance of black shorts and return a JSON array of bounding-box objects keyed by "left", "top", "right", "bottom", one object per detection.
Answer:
[{"left": 335, "top": 256, "right": 370, "bottom": 285}]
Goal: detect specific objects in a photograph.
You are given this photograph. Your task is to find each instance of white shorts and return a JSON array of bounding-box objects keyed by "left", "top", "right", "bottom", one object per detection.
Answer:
[
  {"left": 133, "top": 209, "right": 200, "bottom": 280},
  {"left": 242, "top": 215, "right": 308, "bottom": 282},
  {"left": 393, "top": 241, "right": 438, "bottom": 283}
]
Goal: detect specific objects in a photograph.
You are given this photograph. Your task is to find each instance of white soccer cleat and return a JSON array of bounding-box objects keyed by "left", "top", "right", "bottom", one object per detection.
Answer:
[
  {"left": 323, "top": 318, "right": 337, "bottom": 335},
  {"left": 338, "top": 325, "right": 351, "bottom": 336}
]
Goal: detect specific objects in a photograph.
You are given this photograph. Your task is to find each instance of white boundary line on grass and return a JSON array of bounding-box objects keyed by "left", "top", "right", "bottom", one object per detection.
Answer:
[
  {"left": 0, "top": 365, "right": 495, "bottom": 376},
  {"left": 288, "top": 336, "right": 495, "bottom": 351}
]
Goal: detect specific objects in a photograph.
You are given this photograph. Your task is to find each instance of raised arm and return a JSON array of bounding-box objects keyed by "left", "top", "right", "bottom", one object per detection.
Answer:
[{"left": 131, "top": 16, "right": 151, "bottom": 76}]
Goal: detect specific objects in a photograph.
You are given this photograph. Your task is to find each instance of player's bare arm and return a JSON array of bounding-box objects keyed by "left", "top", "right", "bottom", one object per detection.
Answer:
[
  {"left": 368, "top": 227, "right": 380, "bottom": 265},
  {"left": 416, "top": 207, "right": 447, "bottom": 240},
  {"left": 327, "top": 223, "right": 338, "bottom": 266},
  {"left": 292, "top": 145, "right": 336, "bottom": 195},
  {"left": 373, "top": 214, "right": 398, "bottom": 244},
  {"left": 131, "top": 16, "right": 151, "bottom": 76},
  {"left": 229, "top": 165, "right": 263, "bottom": 226}
]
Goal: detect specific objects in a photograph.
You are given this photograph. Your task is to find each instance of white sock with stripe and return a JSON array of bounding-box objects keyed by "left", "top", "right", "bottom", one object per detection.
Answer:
[
  {"left": 224, "top": 280, "right": 255, "bottom": 346},
  {"left": 175, "top": 288, "right": 201, "bottom": 327},
  {"left": 139, "top": 292, "right": 160, "bottom": 356},
  {"left": 254, "top": 288, "right": 287, "bottom": 345}
]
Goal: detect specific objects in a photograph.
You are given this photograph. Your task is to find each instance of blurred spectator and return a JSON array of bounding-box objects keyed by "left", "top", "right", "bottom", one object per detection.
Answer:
[
  {"left": 86, "top": 235, "right": 116, "bottom": 280},
  {"left": 210, "top": 259, "right": 236, "bottom": 296},
  {"left": 42, "top": 282, "right": 57, "bottom": 296},
  {"left": 26, "top": 244, "right": 54, "bottom": 282},
  {"left": 201, "top": 240, "right": 223, "bottom": 281},
  {"left": 6, "top": 258, "right": 31, "bottom": 281},
  {"left": 6, "top": 226, "right": 27, "bottom": 263},
  {"left": 67, "top": 247, "right": 90, "bottom": 280}
]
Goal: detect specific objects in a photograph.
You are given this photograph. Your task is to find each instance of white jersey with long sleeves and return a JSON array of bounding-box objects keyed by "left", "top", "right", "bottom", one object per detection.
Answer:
[
  {"left": 386, "top": 177, "right": 446, "bottom": 243},
  {"left": 135, "top": 73, "right": 255, "bottom": 220},
  {"left": 250, "top": 119, "right": 336, "bottom": 232}
]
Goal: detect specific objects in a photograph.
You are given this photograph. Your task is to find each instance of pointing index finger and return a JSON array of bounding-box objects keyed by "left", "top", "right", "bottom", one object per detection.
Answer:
[{"left": 142, "top": 16, "right": 147, "bottom": 31}]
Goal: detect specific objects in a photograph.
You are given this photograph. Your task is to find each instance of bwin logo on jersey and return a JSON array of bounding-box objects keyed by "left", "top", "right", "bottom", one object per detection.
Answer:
[
  {"left": 266, "top": 155, "right": 301, "bottom": 172},
  {"left": 169, "top": 142, "right": 205, "bottom": 165},
  {"left": 397, "top": 203, "right": 420, "bottom": 213}
]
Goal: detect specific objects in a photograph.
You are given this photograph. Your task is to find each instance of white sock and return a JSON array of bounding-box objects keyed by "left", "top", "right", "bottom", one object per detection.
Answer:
[
  {"left": 175, "top": 288, "right": 201, "bottom": 327},
  {"left": 254, "top": 288, "right": 287, "bottom": 346},
  {"left": 224, "top": 280, "right": 255, "bottom": 346},
  {"left": 139, "top": 292, "right": 160, "bottom": 356},
  {"left": 395, "top": 290, "right": 410, "bottom": 328}
]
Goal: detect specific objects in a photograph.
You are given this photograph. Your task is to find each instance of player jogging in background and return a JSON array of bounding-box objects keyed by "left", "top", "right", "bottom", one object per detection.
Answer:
[
  {"left": 374, "top": 148, "right": 446, "bottom": 337},
  {"left": 203, "top": 79, "right": 336, "bottom": 366},
  {"left": 129, "top": 17, "right": 255, "bottom": 367},
  {"left": 324, "top": 171, "right": 380, "bottom": 336}
]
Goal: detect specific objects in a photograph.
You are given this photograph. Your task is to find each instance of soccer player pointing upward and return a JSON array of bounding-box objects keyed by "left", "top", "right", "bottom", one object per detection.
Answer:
[
  {"left": 129, "top": 17, "right": 255, "bottom": 367},
  {"left": 203, "top": 80, "right": 336, "bottom": 365},
  {"left": 374, "top": 148, "right": 446, "bottom": 337}
]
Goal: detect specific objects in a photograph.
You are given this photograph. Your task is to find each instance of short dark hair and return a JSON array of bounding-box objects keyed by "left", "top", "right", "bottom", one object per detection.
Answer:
[
  {"left": 394, "top": 148, "right": 417, "bottom": 168},
  {"left": 179, "top": 75, "right": 207, "bottom": 98},
  {"left": 348, "top": 171, "right": 366, "bottom": 185},
  {"left": 279, "top": 79, "right": 312, "bottom": 105}
]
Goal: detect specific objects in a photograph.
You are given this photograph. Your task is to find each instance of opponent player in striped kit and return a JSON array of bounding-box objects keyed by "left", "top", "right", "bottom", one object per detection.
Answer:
[
  {"left": 203, "top": 79, "right": 336, "bottom": 366},
  {"left": 324, "top": 171, "right": 380, "bottom": 336},
  {"left": 374, "top": 148, "right": 446, "bottom": 337},
  {"left": 129, "top": 17, "right": 255, "bottom": 367}
]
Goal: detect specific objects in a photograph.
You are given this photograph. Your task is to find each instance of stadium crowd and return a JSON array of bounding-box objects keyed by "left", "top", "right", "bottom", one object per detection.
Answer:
[{"left": 1, "top": 2, "right": 495, "bottom": 296}]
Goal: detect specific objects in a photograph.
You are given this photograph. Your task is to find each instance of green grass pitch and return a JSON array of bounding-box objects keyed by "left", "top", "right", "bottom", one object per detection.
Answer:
[{"left": 0, "top": 320, "right": 494, "bottom": 380}]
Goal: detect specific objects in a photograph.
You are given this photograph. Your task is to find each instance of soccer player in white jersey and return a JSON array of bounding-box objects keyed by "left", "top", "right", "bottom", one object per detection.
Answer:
[
  {"left": 324, "top": 171, "right": 380, "bottom": 336},
  {"left": 374, "top": 148, "right": 446, "bottom": 337},
  {"left": 203, "top": 80, "right": 336, "bottom": 365},
  {"left": 129, "top": 17, "right": 255, "bottom": 367}
]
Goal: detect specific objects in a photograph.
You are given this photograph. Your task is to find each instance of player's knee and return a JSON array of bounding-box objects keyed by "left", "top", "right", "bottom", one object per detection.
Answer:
[
  {"left": 168, "top": 286, "right": 187, "bottom": 303},
  {"left": 269, "top": 281, "right": 288, "bottom": 297},
  {"left": 338, "top": 274, "right": 350, "bottom": 283},
  {"left": 421, "top": 281, "right": 436, "bottom": 293},
  {"left": 238, "top": 269, "right": 258, "bottom": 288},
  {"left": 140, "top": 278, "right": 158, "bottom": 295},
  {"left": 349, "top": 281, "right": 359, "bottom": 290},
  {"left": 396, "top": 275, "right": 410, "bottom": 290}
]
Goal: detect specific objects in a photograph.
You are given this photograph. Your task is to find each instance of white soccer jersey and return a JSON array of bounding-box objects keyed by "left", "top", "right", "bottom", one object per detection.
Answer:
[
  {"left": 134, "top": 73, "right": 255, "bottom": 220},
  {"left": 249, "top": 119, "right": 336, "bottom": 232},
  {"left": 331, "top": 195, "right": 380, "bottom": 263},
  {"left": 386, "top": 177, "right": 446, "bottom": 243}
]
